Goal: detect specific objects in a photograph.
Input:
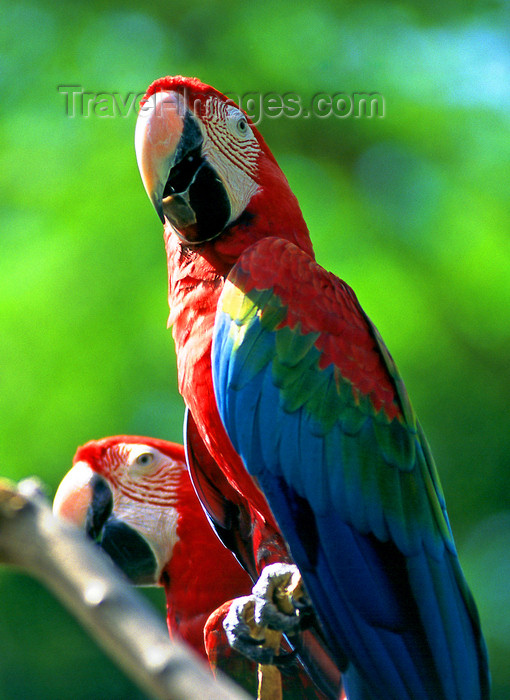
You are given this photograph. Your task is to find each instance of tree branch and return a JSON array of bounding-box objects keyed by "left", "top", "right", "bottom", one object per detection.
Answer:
[{"left": 0, "top": 477, "right": 251, "bottom": 700}]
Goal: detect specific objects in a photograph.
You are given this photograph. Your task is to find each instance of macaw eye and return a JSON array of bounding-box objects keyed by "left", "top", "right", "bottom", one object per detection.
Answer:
[
  {"left": 226, "top": 106, "right": 252, "bottom": 140},
  {"left": 136, "top": 452, "right": 154, "bottom": 467},
  {"left": 236, "top": 117, "right": 248, "bottom": 135}
]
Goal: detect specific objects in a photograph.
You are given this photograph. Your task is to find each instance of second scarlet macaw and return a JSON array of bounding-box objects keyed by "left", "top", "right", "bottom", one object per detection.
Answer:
[
  {"left": 53, "top": 436, "right": 251, "bottom": 655},
  {"left": 134, "top": 76, "right": 490, "bottom": 699},
  {"left": 53, "top": 436, "right": 331, "bottom": 699}
]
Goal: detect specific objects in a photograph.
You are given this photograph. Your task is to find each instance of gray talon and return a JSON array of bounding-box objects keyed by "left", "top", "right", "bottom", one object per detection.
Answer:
[
  {"left": 253, "top": 563, "right": 303, "bottom": 633},
  {"left": 223, "top": 565, "right": 306, "bottom": 664}
]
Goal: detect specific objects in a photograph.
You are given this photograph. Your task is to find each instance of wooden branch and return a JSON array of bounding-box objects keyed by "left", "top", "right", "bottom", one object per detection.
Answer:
[{"left": 0, "top": 477, "right": 252, "bottom": 700}]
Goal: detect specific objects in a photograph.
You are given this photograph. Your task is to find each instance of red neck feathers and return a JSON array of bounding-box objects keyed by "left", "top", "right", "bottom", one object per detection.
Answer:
[{"left": 162, "top": 466, "right": 251, "bottom": 655}]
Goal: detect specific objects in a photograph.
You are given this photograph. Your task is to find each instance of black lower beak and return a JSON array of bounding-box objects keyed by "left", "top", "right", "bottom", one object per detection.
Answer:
[
  {"left": 85, "top": 474, "right": 158, "bottom": 585},
  {"left": 162, "top": 112, "right": 231, "bottom": 244},
  {"left": 100, "top": 517, "right": 158, "bottom": 586}
]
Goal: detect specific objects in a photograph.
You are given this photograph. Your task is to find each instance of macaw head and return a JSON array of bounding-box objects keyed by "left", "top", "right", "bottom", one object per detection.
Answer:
[
  {"left": 135, "top": 76, "right": 312, "bottom": 257},
  {"left": 53, "top": 436, "right": 188, "bottom": 586},
  {"left": 54, "top": 435, "right": 253, "bottom": 654}
]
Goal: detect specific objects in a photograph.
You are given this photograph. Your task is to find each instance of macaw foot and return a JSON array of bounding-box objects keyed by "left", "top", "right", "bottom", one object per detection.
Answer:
[{"left": 223, "top": 563, "right": 310, "bottom": 666}]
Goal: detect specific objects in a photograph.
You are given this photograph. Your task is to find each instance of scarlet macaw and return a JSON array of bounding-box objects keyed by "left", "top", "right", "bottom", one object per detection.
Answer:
[
  {"left": 134, "top": 76, "right": 490, "bottom": 699},
  {"left": 53, "top": 435, "right": 331, "bottom": 699}
]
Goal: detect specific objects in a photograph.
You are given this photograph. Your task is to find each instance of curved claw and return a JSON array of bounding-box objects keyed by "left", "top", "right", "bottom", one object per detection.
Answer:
[
  {"left": 223, "top": 564, "right": 310, "bottom": 667},
  {"left": 252, "top": 563, "right": 307, "bottom": 633},
  {"left": 223, "top": 596, "right": 276, "bottom": 664},
  {"left": 271, "top": 648, "right": 298, "bottom": 672}
]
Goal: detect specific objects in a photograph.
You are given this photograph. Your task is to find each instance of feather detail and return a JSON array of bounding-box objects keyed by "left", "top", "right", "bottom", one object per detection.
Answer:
[{"left": 212, "top": 237, "right": 489, "bottom": 700}]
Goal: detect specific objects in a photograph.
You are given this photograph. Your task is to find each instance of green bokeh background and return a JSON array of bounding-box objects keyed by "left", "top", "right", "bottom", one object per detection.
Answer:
[{"left": 1, "top": 0, "right": 509, "bottom": 697}]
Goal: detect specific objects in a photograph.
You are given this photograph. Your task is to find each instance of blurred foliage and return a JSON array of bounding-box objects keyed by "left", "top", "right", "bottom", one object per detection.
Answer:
[{"left": 1, "top": 0, "right": 509, "bottom": 697}]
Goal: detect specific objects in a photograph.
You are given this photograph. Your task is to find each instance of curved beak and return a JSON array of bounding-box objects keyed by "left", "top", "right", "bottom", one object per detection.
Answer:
[
  {"left": 53, "top": 463, "right": 158, "bottom": 586},
  {"left": 135, "top": 90, "right": 231, "bottom": 244},
  {"left": 53, "top": 461, "right": 109, "bottom": 532},
  {"left": 135, "top": 91, "right": 187, "bottom": 224}
]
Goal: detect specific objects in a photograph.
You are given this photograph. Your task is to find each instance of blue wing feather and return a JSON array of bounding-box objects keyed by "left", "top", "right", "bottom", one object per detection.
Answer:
[{"left": 212, "top": 240, "right": 490, "bottom": 700}]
